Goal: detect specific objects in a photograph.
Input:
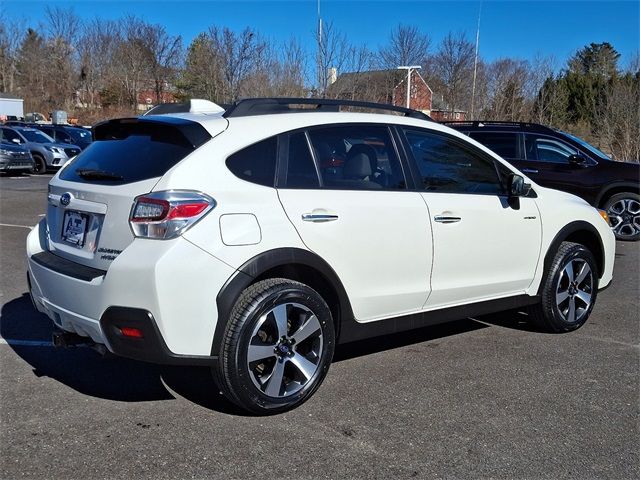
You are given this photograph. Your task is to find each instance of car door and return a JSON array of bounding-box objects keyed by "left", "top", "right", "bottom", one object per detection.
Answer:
[
  {"left": 400, "top": 127, "right": 542, "bottom": 308},
  {"left": 277, "top": 124, "right": 433, "bottom": 322}
]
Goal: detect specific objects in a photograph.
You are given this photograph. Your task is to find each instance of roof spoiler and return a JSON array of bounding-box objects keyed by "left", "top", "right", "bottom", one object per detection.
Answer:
[{"left": 142, "top": 99, "right": 225, "bottom": 116}]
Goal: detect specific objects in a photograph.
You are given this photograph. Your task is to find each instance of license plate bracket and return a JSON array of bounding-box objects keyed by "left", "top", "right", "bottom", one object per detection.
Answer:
[{"left": 61, "top": 210, "right": 89, "bottom": 247}]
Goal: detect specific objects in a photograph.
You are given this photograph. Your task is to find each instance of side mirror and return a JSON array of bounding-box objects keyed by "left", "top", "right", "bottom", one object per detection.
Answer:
[
  {"left": 11, "top": 138, "right": 21, "bottom": 144},
  {"left": 508, "top": 173, "right": 531, "bottom": 198},
  {"left": 568, "top": 154, "right": 587, "bottom": 167}
]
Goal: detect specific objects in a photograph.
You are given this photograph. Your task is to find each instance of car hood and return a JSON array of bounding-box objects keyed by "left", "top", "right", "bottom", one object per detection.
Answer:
[{"left": 39, "top": 142, "right": 82, "bottom": 150}]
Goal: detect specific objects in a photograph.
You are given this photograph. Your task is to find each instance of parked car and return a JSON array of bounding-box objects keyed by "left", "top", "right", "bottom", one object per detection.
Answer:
[
  {"left": 0, "top": 141, "right": 35, "bottom": 174},
  {"left": 33, "top": 124, "right": 92, "bottom": 150},
  {"left": 444, "top": 121, "right": 640, "bottom": 241},
  {"left": 0, "top": 126, "right": 81, "bottom": 174},
  {"left": 27, "top": 98, "right": 615, "bottom": 414}
]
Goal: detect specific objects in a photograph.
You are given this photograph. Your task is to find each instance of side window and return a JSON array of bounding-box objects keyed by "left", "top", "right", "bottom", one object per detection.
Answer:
[
  {"left": 526, "top": 134, "right": 577, "bottom": 163},
  {"left": 40, "top": 127, "right": 55, "bottom": 139},
  {"left": 403, "top": 128, "right": 503, "bottom": 195},
  {"left": 2, "top": 128, "right": 22, "bottom": 144},
  {"left": 307, "top": 125, "right": 406, "bottom": 190},
  {"left": 468, "top": 132, "right": 519, "bottom": 160},
  {"left": 57, "top": 130, "right": 73, "bottom": 143},
  {"left": 226, "top": 137, "right": 277, "bottom": 187},
  {"left": 284, "top": 132, "right": 320, "bottom": 188}
]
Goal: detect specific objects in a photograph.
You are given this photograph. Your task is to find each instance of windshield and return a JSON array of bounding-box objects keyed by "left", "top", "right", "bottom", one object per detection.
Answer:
[
  {"left": 18, "top": 129, "right": 55, "bottom": 143},
  {"left": 558, "top": 130, "right": 611, "bottom": 160}
]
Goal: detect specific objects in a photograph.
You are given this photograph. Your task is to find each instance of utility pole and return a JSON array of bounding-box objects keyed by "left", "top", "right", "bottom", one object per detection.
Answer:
[
  {"left": 471, "top": 1, "right": 483, "bottom": 120},
  {"left": 397, "top": 65, "right": 422, "bottom": 109},
  {"left": 317, "top": 0, "right": 323, "bottom": 95}
]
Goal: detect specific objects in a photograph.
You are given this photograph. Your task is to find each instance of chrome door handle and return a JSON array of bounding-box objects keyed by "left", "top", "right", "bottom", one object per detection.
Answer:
[
  {"left": 434, "top": 215, "right": 461, "bottom": 224},
  {"left": 521, "top": 168, "right": 538, "bottom": 174},
  {"left": 302, "top": 213, "right": 339, "bottom": 223}
]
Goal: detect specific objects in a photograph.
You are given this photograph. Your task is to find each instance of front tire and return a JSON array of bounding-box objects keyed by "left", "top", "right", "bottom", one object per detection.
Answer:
[
  {"left": 604, "top": 192, "right": 640, "bottom": 241},
  {"left": 213, "top": 278, "right": 335, "bottom": 415},
  {"left": 528, "top": 242, "right": 598, "bottom": 333},
  {"left": 31, "top": 154, "right": 46, "bottom": 175}
]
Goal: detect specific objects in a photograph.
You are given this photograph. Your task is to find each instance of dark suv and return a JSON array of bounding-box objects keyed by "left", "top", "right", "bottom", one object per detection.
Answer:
[
  {"left": 32, "top": 124, "right": 92, "bottom": 150},
  {"left": 445, "top": 121, "right": 640, "bottom": 241}
]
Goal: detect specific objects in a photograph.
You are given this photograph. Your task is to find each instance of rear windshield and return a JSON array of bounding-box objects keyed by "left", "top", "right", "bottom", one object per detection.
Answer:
[{"left": 59, "top": 120, "right": 210, "bottom": 185}]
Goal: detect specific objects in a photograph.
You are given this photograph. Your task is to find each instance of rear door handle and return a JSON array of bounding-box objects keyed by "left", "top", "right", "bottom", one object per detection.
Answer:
[
  {"left": 302, "top": 213, "right": 339, "bottom": 223},
  {"left": 521, "top": 168, "right": 538, "bottom": 174},
  {"left": 434, "top": 215, "right": 461, "bottom": 224}
]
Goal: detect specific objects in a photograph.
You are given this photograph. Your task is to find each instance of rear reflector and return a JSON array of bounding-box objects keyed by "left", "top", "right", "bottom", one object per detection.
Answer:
[{"left": 119, "top": 327, "right": 144, "bottom": 338}]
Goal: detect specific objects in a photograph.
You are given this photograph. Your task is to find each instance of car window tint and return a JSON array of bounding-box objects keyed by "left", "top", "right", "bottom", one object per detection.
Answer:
[
  {"left": 57, "top": 130, "right": 73, "bottom": 143},
  {"left": 403, "top": 128, "right": 503, "bottom": 195},
  {"left": 226, "top": 137, "right": 277, "bottom": 187},
  {"left": 307, "top": 125, "right": 406, "bottom": 190},
  {"left": 469, "top": 132, "right": 518, "bottom": 159},
  {"left": 39, "top": 127, "right": 55, "bottom": 138},
  {"left": 60, "top": 121, "right": 211, "bottom": 185},
  {"left": 285, "top": 132, "right": 320, "bottom": 188},
  {"left": 1, "top": 128, "right": 22, "bottom": 144},
  {"left": 526, "top": 134, "right": 577, "bottom": 164}
]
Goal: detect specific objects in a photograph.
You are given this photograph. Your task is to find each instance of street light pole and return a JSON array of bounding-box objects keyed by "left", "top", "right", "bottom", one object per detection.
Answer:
[{"left": 397, "top": 65, "right": 422, "bottom": 109}]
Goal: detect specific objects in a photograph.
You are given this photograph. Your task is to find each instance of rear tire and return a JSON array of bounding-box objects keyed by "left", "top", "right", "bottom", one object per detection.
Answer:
[
  {"left": 603, "top": 192, "right": 640, "bottom": 241},
  {"left": 31, "top": 154, "right": 46, "bottom": 175},
  {"left": 528, "top": 242, "right": 598, "bottom": 333},
  {"left": 213, "top": 278, "right": 335, "bottom": 415}
]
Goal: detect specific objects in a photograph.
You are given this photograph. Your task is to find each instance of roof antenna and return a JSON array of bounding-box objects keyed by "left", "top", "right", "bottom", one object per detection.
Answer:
[{"left": 471, "top": 1, "right": 483, "bottom": 120}]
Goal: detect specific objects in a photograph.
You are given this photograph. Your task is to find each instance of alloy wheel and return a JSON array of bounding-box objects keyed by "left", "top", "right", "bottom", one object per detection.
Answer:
[
  {"left": 247, "top": 302, "right": 323, "bottom": 398},
  {"left": 555, "top": 258, "right": 593, "bottom": 324},
  {"left": 606, "top": 198, "right": 640, "bottom": 239}
]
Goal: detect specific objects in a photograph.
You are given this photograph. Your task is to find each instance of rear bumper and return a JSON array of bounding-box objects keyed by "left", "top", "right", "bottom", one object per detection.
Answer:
[
  {"left": 100, "top": 307, "right": 216, "bottom": 365},
  {"left": 27, "top": 219, "right": 236, "bottom": 361}
]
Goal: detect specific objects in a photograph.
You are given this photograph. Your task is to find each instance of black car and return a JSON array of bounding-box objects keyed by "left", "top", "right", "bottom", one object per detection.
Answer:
[
  {"left": 0, "top": 141, "right": 35, "bottom": 174},
  {"left": 31, "top": 124, "right": 92, "bottom": 150},
  {"left": 444, "top": 121, "right": 640, "bottom": 241}
]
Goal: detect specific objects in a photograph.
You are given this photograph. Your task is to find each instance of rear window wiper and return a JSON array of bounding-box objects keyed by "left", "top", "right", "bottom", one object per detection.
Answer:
[{"left": 75, "top": 168, "right": 124, "bottom": 181}]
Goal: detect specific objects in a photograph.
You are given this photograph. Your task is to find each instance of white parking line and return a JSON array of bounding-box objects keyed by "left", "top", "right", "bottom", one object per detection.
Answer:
[
  {"left": 0, "top": 338, "right": 53, "bottom": 347},
  {"left": 0, "top": 223, "right": 33, "bottom": 230}
]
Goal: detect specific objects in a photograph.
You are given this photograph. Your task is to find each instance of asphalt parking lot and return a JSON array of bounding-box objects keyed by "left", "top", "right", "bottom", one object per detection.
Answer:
[{"left": 1, "top": 173, "right": 638, "bottom": 480}]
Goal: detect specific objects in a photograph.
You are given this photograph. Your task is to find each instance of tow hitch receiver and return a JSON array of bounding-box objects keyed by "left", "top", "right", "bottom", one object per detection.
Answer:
[{"left": 52, "top": 330, "right": 107, "bottom": 355}]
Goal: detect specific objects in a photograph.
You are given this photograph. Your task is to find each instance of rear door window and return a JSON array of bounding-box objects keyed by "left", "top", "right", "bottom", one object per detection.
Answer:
[
  {"left": 59, "top": 120, "right": 211, "bottom": 185},
  {"left": 468, "top": 132, "right": 519, "bottom": 160},
  {"left": 284, "top": 132, "right": 320, "bottom": 188},
  {"left": 307, "top": 124, "right": 406, "bottom": 190}
]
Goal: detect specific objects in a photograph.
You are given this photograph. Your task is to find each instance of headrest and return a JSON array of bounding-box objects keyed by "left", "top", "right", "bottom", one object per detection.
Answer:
[{"left": 344, "top": 153, "right": 373, "bottom": 178}]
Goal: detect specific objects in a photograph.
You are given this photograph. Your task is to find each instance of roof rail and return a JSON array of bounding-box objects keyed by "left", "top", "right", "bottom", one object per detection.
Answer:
[
  {"left": 143, "top": 99, "right": 225, "bottom": 116},
  {"left": 223, "top": 97, "right": 432, "bottom": 121},
  {"left": 441, "top": 120, "right": 552, "bottom": 131}
]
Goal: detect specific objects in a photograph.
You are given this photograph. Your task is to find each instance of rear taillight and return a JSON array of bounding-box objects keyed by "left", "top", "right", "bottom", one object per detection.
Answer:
[{"left": 129, "top": 191, "right": 215, "bottom": 239}]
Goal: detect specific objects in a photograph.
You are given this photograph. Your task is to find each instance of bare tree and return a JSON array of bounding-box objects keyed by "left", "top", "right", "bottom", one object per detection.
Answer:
[
  {"left": 0, "top": 16, "right": 25, "bottom": 92},
  {"left": 378, "top": 24, "right": 430, "bottom": 69},
  {"left": 316, "top": 21, "right": 353, "bottom": 96},
  {"left": 430, "top": 32, "right": 475, "bottom": 113},
  {"left": 77, "top": 19, "right": 120, "bottom": 108},
  {"left": 144, "top": 24, "right": 182, "bottom": 105},
  {"left": 209, "top": 26, "right": 267, "bottom": 102},
  {"left": 482, "top": 58, "right": 530, "bottom": 121},
  {"left": 44, "top": 6, "right": 81, "bottom": 110}
]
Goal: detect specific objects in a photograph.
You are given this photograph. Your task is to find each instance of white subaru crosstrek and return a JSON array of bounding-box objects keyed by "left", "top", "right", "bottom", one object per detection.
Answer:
[{"left": 26, "top": 98, "right": 615, "bottom": 414}]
